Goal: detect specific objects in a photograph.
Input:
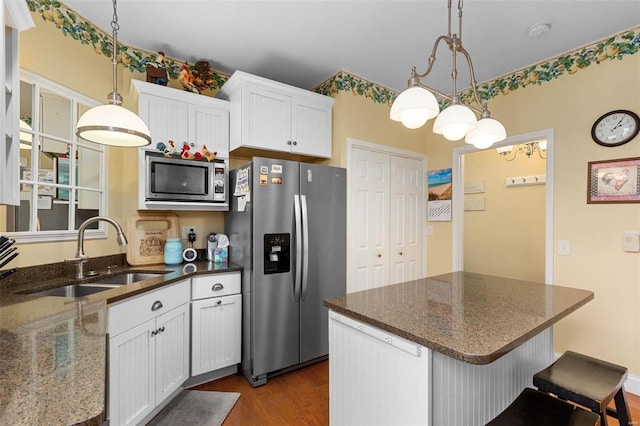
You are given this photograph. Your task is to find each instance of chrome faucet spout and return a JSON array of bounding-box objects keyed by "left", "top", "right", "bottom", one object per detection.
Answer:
[{"left": 69, "top": 216, "right": 128, "bottom": 279}]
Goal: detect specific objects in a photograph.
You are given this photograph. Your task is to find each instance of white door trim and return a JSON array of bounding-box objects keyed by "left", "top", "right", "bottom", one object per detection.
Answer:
[
  {"left": 451, "top": 128, "right": 555, "bottom": 284},
  {"left": 346, "top": 138, "right": 428, "bottom": 282}
]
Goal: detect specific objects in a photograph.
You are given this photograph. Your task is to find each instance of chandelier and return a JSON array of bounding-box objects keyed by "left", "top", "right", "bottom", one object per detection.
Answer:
[
  {"left": 496, "top": 141, "right": 547, "bottom": 161},
  {"left": 76, "top": 0, "right": 151, "bottom": 147},
  {"left": 389, "top": 0, "right": 506, "bottom": 149}
]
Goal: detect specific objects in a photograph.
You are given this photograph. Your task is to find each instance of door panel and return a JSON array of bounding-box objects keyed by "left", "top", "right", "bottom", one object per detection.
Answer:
[
  {"left": 389, "top": 155, "right": 424, "bottom": 284},
  {"left": 349, "top": 148, "right": 390, "bottom": 292}
]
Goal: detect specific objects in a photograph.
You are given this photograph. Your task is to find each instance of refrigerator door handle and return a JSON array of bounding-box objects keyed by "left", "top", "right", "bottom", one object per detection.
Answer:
[
  {"left": 293, "top": 194, "right": 302, "bottom": 302},
  {"left": 300, "top": 195, "right": 309, "bottom": 301}
]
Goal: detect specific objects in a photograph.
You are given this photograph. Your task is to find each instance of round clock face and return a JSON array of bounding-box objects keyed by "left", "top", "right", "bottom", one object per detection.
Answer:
[{"left": 591, "top": 110, "right": 640, "bottom": 147}]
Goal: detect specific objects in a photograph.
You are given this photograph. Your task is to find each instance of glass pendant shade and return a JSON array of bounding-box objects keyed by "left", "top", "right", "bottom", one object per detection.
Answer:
[
  {"left": 77, "top": 104, "right": 151, "bottom": 147},
  {"left": 432, "top": 104, "right": 477, "bottom": 141},
  {"left": 465, "top": 117, "right": 507, "bottom": 149},
  {"left": 390, "top": 86, "right": 439, "bottom": 129}
]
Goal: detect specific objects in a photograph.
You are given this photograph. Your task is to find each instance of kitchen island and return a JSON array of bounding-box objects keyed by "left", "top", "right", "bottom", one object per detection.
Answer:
[{"left": 324, "top": 272, "right": 594, "bottom": 426}]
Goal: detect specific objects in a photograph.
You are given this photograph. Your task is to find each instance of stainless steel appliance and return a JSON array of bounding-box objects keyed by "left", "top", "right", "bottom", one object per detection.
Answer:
[
  {"left": 145, "top": 153, "right": 227, "bottom": 203},
  {"left": 226, "top": 157, "right": 346, "bottom": 387}
]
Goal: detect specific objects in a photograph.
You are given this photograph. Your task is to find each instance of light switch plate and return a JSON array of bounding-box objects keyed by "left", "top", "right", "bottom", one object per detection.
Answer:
[
  {"left": 623, "top": 231, "right": 640, "bottom": 252},
  {"left": 558, "top": 240, "right": 570, "bottom": 256}
]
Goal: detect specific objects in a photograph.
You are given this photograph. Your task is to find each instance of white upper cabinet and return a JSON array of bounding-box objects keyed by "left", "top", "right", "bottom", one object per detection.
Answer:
[
  {"left": 131, "top": 80, "right": 230, "bottom": 159},
  {"left": 215, "top": 71, "right": 334, "bottom": 158}
]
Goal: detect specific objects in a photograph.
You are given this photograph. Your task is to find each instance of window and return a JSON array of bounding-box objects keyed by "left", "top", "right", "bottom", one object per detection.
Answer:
[{"left": 1, "top": 70, "right": 108, "bottom": 242}]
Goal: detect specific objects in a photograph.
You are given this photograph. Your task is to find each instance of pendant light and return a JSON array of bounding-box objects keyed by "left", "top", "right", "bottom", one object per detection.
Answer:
[
  {"left": 76, "top": 0, "right": 151, "bottom": 147},
  {"left": 390, "top": 0, "right": 506, "bottom": 148}
]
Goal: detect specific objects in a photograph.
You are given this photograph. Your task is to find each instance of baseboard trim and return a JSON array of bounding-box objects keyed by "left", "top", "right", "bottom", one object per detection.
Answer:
[{"left": 554, "top": 352, "right": 639, "bottom": 397}]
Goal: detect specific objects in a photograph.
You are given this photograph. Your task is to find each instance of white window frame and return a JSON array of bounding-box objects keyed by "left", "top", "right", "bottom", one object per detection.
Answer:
[{"left": 8, "top": 70, "right": 109, "bottom": 243}]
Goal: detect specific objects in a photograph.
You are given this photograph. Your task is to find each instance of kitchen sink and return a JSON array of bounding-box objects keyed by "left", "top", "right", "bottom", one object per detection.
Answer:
[
  {"left": 23, "top": 271, "right": 168, "bottom": 298},
  {"left": 27, "top": 283, "right": 121, "bottom": 298},
  {"left": 91, "top": 271, "right": 167, "bottom": 285}
]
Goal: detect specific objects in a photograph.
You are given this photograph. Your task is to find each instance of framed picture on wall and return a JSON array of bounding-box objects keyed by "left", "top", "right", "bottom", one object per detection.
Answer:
[{"left": 587, "top": 157, "right": 640, "bottom": 203}]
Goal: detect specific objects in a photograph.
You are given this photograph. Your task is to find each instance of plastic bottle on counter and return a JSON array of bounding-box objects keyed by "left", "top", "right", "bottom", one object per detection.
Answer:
[{"left": 164, "top": 238, "right": 183, "bottom": 265}]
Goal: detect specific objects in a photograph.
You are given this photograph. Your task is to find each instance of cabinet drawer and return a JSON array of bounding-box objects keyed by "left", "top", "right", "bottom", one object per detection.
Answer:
[
  {"left": 191, "top": 272, "right": 241, "bottom": 300},
  {"left": 109, "top": 279, "right": 190, "bottom": 336}
]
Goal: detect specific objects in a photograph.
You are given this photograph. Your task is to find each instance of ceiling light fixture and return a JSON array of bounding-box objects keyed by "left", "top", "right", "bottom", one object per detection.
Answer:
[
  {"left": 390, "top": 0, "right": 506, "bottom": 148},
  {"left": 496, "top": 140, "right": 547, "bottom": 161},
  {"left": 76, "top": 0, "right": 151, "bottom": 147}
]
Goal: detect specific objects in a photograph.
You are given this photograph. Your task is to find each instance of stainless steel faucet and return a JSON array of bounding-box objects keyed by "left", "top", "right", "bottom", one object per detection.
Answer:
[{"left": 67, "top": 216, "right": 128, "bottom": 279}]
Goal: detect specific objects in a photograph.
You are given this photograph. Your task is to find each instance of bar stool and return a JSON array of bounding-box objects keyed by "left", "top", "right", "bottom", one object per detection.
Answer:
[
  {"left": 487, "top": 387, "right": 601, "bottom": 425},
  {"left": 533, "top": 351, "right": 632, "bottom": 426}
]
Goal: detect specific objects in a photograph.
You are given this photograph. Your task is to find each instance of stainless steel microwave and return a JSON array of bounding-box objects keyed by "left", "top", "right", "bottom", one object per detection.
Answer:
[{"left": 145, "top": 153, "right": 227, "bottom": 203}]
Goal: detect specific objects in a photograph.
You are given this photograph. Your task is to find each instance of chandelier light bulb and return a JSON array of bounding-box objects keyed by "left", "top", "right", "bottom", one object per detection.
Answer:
[
  {"left": 433, "top": 104, "right": 477, "bottom": 141},
  {"left": 390, "top": 86, "right": 440, "bottom": 129},
  {"left": 465, "top": 117, "right": 507, "bottom": 148}
]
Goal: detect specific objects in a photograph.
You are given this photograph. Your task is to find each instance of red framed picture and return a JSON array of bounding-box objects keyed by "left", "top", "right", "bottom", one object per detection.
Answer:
[{"left": 587, "top": 157, "right": 640, "bottom": 204}]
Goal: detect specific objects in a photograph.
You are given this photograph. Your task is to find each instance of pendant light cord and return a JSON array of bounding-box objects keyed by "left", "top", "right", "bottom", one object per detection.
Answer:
[{"left": 108, "top": 0, "right": 123, "bottom": 106}]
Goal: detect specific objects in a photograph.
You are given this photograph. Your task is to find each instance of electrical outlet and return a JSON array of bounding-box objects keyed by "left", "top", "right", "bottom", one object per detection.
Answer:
[{"left": 181, "top": 225, "right": 197, "bottom": 240}]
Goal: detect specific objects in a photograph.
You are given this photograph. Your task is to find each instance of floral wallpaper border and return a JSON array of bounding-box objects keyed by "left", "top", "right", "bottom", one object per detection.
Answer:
[
  {"left": 314, "top": 26, "right": 640, "bottom": 106},
  {"left": 27, "top": 0, "right": 639, "bottom": 105}
]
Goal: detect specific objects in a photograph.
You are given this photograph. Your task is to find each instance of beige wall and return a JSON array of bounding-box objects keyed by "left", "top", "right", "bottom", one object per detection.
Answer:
[
  {"left": 459, "top": 56, "right": 640, "bottom": 374},
  {"left": 13, "top": 11, "right": 640, "bottom": 377},
  {"left": 463, "top": 148, "right": 546, "bottom": 282}
]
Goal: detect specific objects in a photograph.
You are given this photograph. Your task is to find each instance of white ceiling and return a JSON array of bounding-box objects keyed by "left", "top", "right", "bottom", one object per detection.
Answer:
[{"left": 63, "top": 0, "right": 640, "bottom": 93}]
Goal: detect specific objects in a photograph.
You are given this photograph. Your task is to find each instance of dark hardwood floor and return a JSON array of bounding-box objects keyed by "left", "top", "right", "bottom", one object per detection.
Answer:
[{"left": 192, "top": 360, "right": 640, "bottom": 425}]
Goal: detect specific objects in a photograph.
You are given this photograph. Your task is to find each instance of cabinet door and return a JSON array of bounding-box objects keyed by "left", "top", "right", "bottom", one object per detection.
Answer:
[
  {"left": 292, "top": 99, "right": 332, "bottom": 158},
  {"left": 109, "top": 320, "right": 156, "bottom": 426},
  {"left": 155, "top": 303, "right": 190, "bottom": 404},
  {"left": 138, "top": 93, "right": 188, "bottom": 147},
  {"left": 240, "top": 85, "right": 292, "bottom": 151},
  {"left": 191, "top": 294, "right": 242, "bottom": 376},
  {"left": 188, "top": 103, "right": 229, "bottom": 159}
]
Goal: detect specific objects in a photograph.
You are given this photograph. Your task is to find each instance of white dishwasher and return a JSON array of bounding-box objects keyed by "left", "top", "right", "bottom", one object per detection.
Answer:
[{"left": 191, "top": 272, "right": 242, "bottom": 376}]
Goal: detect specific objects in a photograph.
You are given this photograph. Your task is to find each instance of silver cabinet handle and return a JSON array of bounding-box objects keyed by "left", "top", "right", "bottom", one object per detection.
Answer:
[
  {"left": 292, "top": 141, "right": 297, "bottom": 146},
  {"left": 158, "top": 326, "right": 165, "bottom": 333},
  {"left": 377, "top": 254, "right": 382, "bottom": 258},
  {"left": 216, "top": 300, "right": 222, "bottom": 305},
  {"left": 212, "top": 283, "right": 224, "bottom": 291},
  {"left": 287, "top": 140, "right": 292, "bottom": 145},
  {"left": 151, "top": 330, "right": 157, "bottom": 337},
  {"left": 151, "top": 300, "right": 163, "bottom": 311}
]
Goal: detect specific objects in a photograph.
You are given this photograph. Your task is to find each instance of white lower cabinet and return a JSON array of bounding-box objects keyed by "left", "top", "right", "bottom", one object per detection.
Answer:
[
  {"left": 108, "top": 280, "right": 190, "bottom": 426},
  {"left": 191, "top": 272, "right": 242, "bottom": 376}
]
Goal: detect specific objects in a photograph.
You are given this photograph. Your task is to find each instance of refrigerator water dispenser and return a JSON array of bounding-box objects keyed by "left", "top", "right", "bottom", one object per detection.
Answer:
[{"left": 264, "top": 233, "right": 290, "bottom": 274}]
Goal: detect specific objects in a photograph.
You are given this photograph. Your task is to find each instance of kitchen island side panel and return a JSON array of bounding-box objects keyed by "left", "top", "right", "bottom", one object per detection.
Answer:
[
  {"left": 431, "top": 327, "right": 553, "bottom": 426},
  {"left": 329, "top": 311, "right": 431, "bottom": 426},
  {"left": 328, "top": 311, "right": 554, "bottom": 426}
]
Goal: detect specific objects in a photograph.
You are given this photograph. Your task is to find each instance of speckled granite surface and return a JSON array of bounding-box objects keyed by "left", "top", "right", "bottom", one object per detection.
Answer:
[
  {"left": 324, "top": 271, "right": 594, "bottom": 365},
  {"left": 0, "top": 256, "right": 241, "bottom": 425}
]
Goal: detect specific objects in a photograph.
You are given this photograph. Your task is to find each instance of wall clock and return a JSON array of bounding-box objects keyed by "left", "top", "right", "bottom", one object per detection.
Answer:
[{"left": 591, "top": 110, "right": 639, "bottom": 147}]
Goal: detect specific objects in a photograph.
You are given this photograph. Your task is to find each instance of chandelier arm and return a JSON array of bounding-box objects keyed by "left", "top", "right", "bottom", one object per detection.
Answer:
[
  {"left": 417, "top": 82, "right": 484, "bottom": 115},
  {"left": 458, "top": 46, "right": 488, "bottom": 114},
  {"left": 415, "top": 35, "right": 452, "bottom": 79}
]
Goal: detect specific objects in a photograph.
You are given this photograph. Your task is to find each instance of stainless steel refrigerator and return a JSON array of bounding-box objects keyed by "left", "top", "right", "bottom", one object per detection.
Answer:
[{"left": 225, "top": 157, "right": 346, "bottom": 387}]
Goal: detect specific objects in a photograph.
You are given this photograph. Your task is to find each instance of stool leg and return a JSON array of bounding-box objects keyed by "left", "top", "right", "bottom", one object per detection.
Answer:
[
  {"left": 613, "top": 388, "right": 632, "bottom": 426},
  {"left": 598, "top": 410, "right": 608, "bottom": 426}
]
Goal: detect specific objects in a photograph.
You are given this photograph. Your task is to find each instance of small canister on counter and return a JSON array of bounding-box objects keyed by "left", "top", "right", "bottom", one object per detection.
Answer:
[{"left": 164, "top": 238, "right": 183, "bottom": 265}]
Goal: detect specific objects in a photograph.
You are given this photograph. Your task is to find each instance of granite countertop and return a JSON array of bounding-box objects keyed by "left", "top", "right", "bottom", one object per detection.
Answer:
[
  {"left": 324, "top": 271, "right": 594, "bottom": 365},
  {"left": 0, "top": 256, "right": 242, "bottom": 425}
]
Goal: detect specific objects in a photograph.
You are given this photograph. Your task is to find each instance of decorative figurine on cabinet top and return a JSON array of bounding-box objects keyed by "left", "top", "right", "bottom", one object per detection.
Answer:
[{"left": 146, "top": 51, "right": 169, "bottom": 86}]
